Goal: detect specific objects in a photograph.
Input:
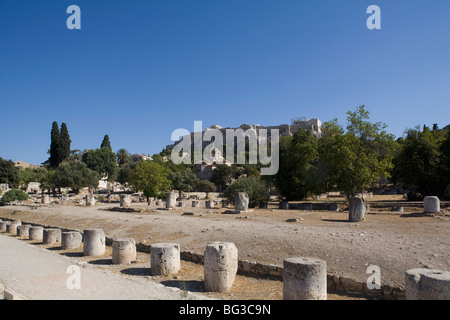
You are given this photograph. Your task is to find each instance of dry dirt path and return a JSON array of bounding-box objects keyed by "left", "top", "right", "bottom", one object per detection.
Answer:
[{"left": 0, "top": 233, "right": 205, "bottom": 300}]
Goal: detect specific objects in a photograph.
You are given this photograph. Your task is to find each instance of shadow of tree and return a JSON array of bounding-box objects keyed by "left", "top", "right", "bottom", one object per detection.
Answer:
[
  {"left": 60, "top": 251, "right": 84, "bottom": 258},
  {"left": 400, "top": 213, "right": 433, "bottom": 218},
  {"left": 88, "top": 258, "right": 112, "bottom": 265},
  {"left": 120, "top": 267, "right": 150, "bottom": 277},
  {"left": 46, "top": 246, "right": 62, "bottom": 251},
  {"left": 321, "top": 219, "right": 351, "bottom": 223},
  {"left": 160, "top": 280, "right": 204, "bottom": 293}
]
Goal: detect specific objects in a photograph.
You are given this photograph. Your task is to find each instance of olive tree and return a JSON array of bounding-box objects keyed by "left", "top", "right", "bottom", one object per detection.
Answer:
[{"left": 52, "top": 161, "right": 100, "bottom": 194}]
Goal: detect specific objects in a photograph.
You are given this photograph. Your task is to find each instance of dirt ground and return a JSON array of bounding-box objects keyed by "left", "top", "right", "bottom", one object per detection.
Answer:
[{"left": 1, "top": 194, "right": 449, "bottom": 300}]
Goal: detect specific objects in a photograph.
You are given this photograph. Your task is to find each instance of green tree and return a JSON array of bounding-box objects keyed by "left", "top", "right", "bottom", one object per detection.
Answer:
[
  {"left": 48, "top": 122, "right": 71, "bottom": 168},
  {"left": 318, "top": 106, "right": 397, "bottom": 211},
  {"left": 169, "top": 167, "right": 199, "bottom": 192},
  {"left": 101, "top": 135, "right": 112, "bottom": 151},
  {"left": 40, "top": 169, "right": 55, "bottom": 194},
  {"left": 68, "top": 149, "right": 83, "bottom": 162},
  {"left": 129, "top": 160, "right": 171, "bottom": 201},
  {"left": 211, "top": 165, "right": 242, "bottom": 190},
  {"left": 59, "top": 123, "right": 71, "bottom": 161},
  {"left": 197, "top": 179, "right": 217, "bottom": 192},
  {"left": 274, "top": 129, "right": 320, "bottom": 200},
  {"left": 49, "top": 121, "right": 61, "bottom": 168},
  {"left": 117, "top": 148, "right": 132, "bottom": 167},
  {"left": 440, "top": 129, "right": 450, "bottom": 199},
  {"left": 117, "top": 161, "right": 137, "bottom": 186},
  {"left": 0, "top": 157, "right": 20, "bottom": 189},
  {"left": 19, "top": 167, "right": 48, "bottom": 186},
  {"left": 224, "top": 176, "right": 269, "bottom": 208},
  {"left": 82, "top": 147, "right": 117, "bottom": 181},
  {"left": 391, "top": 126, "right": 448, "bottom": 199},
  {"left": 52, "top": 161, "right": 100, "bottom": 194}
]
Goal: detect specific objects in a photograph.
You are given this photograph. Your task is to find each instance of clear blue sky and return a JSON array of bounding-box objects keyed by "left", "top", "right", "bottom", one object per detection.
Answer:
[{"left": 1, "top": 0, "right": 449, "bottom": 165}]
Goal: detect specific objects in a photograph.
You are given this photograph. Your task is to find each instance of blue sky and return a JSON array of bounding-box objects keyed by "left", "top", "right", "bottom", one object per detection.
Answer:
[{"left": 1, "top": 0, "right": 449, "bottom": 165}]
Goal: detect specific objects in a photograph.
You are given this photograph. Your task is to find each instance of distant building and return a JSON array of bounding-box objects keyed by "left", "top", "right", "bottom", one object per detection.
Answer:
[
  {"left": 166, "top": 119, "right": 322, "bottom": 180},
  {"left": 166, "top": 118, "right": 323, "bottom": 152},
  {"left": 14, "top": 161, "right": 42, "bottom": 169},
  {"left": 132, "top": 154, "right": 153, "bottom": 162}
]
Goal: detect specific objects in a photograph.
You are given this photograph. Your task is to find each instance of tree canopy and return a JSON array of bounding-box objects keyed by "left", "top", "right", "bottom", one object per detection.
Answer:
[
  {"left": 129, "top": 160, "right": 171, "bottom": 200},
  {"left": 274, "top": 129, "right": 319, "bottom": 200},
  {"left": 169, "top": 167, "right": 199, "bottom": 192},
  {"left": 317, "top": 106, "right": 397, "bottom": 198},
  {"left": 19, "top": 167, "right": 48, "bottom": 186},
  {"left": 0, "top": 157, "right": 20, "bottom": 189},
  {"left": 82, "top": 147, "right": 117, "bottom": 181},
  {"left": 49, "top": 121, "right": 60, "bottom": 168},
  {"left": 48, "top": 122, "right": 71, "bottom": 168},
  {"left": 59, "top": 123, "right": 72, "bottom": 162},
  {"left": 117, "top": 148, "right": 131, "bottom": 167},
  {"left": 117, "top": 160, "right": 137, "bottom": 186},
  {"left": 211, "top": 165, "right": 242, "bottom": 190},
  {"left": 391, "top": 125, "right": 449, "bottom": 199},
  {"left": 52, "top": 161, "right": 100, "bottom": 194},
  {"left": 101, "top": 134, "right": 112, "bottom": 151}
]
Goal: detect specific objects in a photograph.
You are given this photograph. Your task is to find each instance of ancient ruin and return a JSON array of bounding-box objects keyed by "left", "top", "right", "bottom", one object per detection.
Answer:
[
  {"left": 61, "top": 231, "right": 83, "bottom": 250},
  {"left": 28, "top": 226, "right": 43, "bottom": 241},
  {"left": 405, "top": 268, "right": 450, "bottom": 300},
  {"left": 83, "top": 229, "right": 106, "bottom": 257},
  {"left": 150, "top": 243, "right": 181, "bottom": 276},
  {"left": 283, "top": 257, "right": 327, "bottom": 300},
  {"left": 43, "top": 228, "right": 61, "bottom": 245},
  {"left": 112, "top": 238, "right": 136, "bottom": 265},
  {"left": 204, "top": 242, "right": 238, "bottom": 292}
]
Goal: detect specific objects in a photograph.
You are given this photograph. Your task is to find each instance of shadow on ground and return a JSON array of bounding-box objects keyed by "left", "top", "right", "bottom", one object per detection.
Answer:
[{"left": 160, "top": 280, "right": 204, "bottom": 293}]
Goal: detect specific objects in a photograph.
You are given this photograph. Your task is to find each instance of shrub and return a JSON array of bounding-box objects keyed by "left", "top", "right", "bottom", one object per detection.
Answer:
[
  {"left": 224, "top": 176, "right": 269, "bottom": 208},
  {"left": 0, "top": 157, "right": 20, "bottom": 189},
  {"left": 0, "top": 189, "right": 29, "bottom": 205}
]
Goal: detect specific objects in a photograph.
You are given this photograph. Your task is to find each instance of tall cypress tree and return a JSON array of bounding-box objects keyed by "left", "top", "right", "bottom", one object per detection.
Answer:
[
  {"left": 101, "top": 134, "right": 112, "bottom": 151},
  {"left": 60, "top": 123, "right": 72, "bottom": 161},
  {"left": 49, "top": 122, "right": 71, "bottom": 168},
  {"left": 49, "top": 121, "right": 61, "bottom": 168}
]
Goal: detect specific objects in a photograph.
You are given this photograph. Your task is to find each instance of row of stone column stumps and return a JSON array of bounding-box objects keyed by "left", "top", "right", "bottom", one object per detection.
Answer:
[
  {"left": 1, "top": 217, "right": 449, "bottom": 299},
  {"left": 277, "top": 195, "right": 443, "bottom": 223},
  {"left": 43, "top": 192, "right": 443, "bottom": 217}
]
